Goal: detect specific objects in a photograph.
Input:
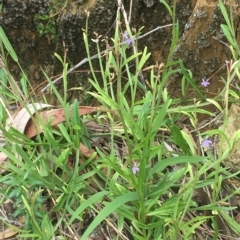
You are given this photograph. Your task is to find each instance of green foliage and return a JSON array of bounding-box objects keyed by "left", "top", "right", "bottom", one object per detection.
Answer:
[
  {"left": 0, "top": 0, "right": 240, "bottom": 239},
  {"left": 35, "top": 0, "right": 67, "bottom": 42},
  {"left": 218, "top": 0, "right": 240, "bottom": 60},
  {"left": 36, "top": 16, "right": 57, "bottom": 39}
]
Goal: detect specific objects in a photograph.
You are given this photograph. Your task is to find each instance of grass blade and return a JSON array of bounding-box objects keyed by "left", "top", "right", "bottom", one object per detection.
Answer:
[{"left": 81, "top": 192, "right": 139, "bottom": 240}]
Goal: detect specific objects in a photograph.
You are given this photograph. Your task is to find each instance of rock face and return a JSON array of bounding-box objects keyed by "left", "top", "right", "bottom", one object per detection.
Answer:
[
  {"left": 218, "top": 104, "right": 240, "bottom": 172},
  {"left": 0, "top": 0, "right": 117, "bottom": 102},
  {"left": 168, "top": 0, "right": 237, "bottom": 99},
  {"left": 0, "top": 0, "right": 238, "bottom": 103}
]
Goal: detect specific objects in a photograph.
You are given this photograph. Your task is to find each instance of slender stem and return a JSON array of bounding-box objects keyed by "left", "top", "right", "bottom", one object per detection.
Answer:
[{"left": 41, "top": 24, "right": 173, "bottom": 93}]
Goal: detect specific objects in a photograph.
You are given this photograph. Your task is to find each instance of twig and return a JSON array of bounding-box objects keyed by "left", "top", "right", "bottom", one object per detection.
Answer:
[
  {"left": 213, "top": 36, "right": 229, "bottom": 48},
  {"left": 117, "top": 0, "right": 129, "bottom": 29},
  {"left": 128, "top": 0, "right": 133, "bottom": 24},
  {"left": 118, "top": 0, "right": 146, "bottom": 86},
  {"left": 41, "top": 24, "right": 173, "bottom": 93}
]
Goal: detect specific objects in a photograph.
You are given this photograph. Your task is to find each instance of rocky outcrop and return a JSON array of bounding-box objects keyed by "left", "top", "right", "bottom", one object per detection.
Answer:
[
  {"left": 0, "top": 0, "right": 117, "bottom": 99},
  {"left": 168, "top": 0, "right": 238, "bottom": 99},
  {"left": 0, "top": 0, "right": 238, "bottom": 104}
]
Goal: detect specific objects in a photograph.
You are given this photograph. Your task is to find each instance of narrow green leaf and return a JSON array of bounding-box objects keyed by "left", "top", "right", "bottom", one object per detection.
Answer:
[
  {"left": 41, "top": 214, "right": 53, "bottom": 238},
  {"left": 54, "top": 52, "right": 63, "bottom": 64},
  {"left": 150, "top": 156, "right": 207, "bottom": 175},
  {"left": 170, "top": 125, "right": 190, "bottom": 155},
  {"left": 206, "top": 98, "right": 223, "bottom": 111},
  {"left": 13, "top": 144, "right": 33, "bottom": 167},
  {"left": 88, "top": 79, "right": 119, "bottom": 109},
  {"left": 160, "top": 0, "right": 173, "bottom": 16},
  {"left": 228, "top": 89, "right": 239, "bottom": 99},
  {"left": 121, "top": 52, "right": 142, "bottom": 68},
  {"left": 151, "top": 100, "right": 170, "bottom": 133},
  {"left": 21, "top": 195, "right": 31, "bottom": 215},
  {"left": 58, "top": 123, "right": 72, "bottom": 143},
  {"left": 218, "top": 0, "right": 235, "bottom": 37},
  {"left": 17, "top": 234, "right": 41, "bottom": 237},
  {"left": 0, "top": 26, "right": 18, "bottom": 61},
  {"left": 138, "top": 47, "right": 151, "bottom": 71},
  {"left": 67, "top": 191, "right": 109, "bottom": 226},
  {"left": 41, "top": 68, "right": 65, "bottom": 106},
  {"left": 81, "top": 192, "right": 139, "bottom": 240},
  {"left": 137, "top": 91, "right": 152, "bottom": 126},
  {"left": 56, "top": 148, "right": 71, "bottom": 167},
  {"left": 219, "top": 210, "right": 240, "bottom": 236},
  {"left": 149, "top": 168, "right": 186, "bottom": 197},
  {"left": 221, "top": 24, "right": 235, "bottom": 47},
  {"left": 0, "top": 69, "right": 7, "bottom": 89},
  {"left": 179, "top": 61, "right": 204, "bottom": 98}
]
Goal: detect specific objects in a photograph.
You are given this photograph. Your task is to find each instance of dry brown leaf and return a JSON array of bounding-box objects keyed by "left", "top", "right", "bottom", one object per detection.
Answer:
[
  {"left": 0, "top": 227, "right": 18, "bottom": 239},
  {"left": 79, "top": 143, "right": 95, "bottom": 159},
  {"left": 10, "top": 103, "right": 53, "bottom": 134},
  {"left": 0, "top": 216, "right": 25, "bottom": 239},
  {"left": 1, "top": 105, "right": 108, "bottom": 164},
  {"left": 25, "top": 106, "right": 105, "bottom": 138}
]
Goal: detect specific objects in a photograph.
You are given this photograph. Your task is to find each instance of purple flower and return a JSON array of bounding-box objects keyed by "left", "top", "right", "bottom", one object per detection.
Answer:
[
  {"left": 201, "top": 139, "right": 213, "bottom": 148},
  {"left": 132, "top": 162, "right": 139, "bottom": 174},
  {"left": 201, "top": 78, "right": 210, "bottom": 87},
  {"left": 123, "top": 31, "right": 134, "bottom": 45}
]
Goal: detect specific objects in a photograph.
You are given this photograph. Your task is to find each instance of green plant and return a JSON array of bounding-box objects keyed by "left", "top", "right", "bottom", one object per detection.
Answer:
[
  {"left": 218, "top": 0, "right": 240, "bottom": 60},
  {"left": 35, "top": 0, "right": 67, "bottom": 42},
  {"left": 0, "top": 0, "right": 240, "bottom": 239},
  {"left": 78, "top": 2, "right": 238, "bottom": 240}
]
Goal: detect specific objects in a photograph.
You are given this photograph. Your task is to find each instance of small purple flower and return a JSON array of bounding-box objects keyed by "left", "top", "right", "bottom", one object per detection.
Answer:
[
  {"left": 132, "top": 162, "right": 139, "bottom": 174},
  {"left": 201, "top": 78, "right": 210, "bottom": 87},
  {"left": 201, "top": 139, "right": 213, "bottom": 148},
  {"left": 123, "top": 31, "right": 134, "bottom": 45}
]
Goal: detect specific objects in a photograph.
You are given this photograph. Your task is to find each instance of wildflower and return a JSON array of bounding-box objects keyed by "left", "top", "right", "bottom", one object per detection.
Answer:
[
  {"left": 201, "top": 139, "right": 213, "bottom": 148},
  {"left": 201, "top": 78, "right": 210, "bottom": 87},
  {"left": 132, "top": 162, "right": 139, "bottom": 174},
  {"left": 123, "top": 31, "right": 134, "bottom": 45}
]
